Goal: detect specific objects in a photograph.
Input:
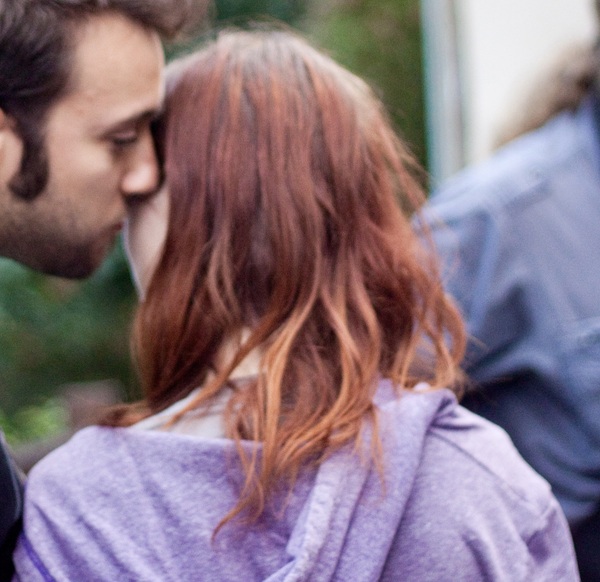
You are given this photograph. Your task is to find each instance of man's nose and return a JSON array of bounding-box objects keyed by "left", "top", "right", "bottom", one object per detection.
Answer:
[{"left": 120, "top": 131, "right": 160, "bottom": 197}]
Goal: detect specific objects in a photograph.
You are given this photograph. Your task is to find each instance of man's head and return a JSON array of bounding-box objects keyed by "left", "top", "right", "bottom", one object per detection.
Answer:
[{"left": 0, "top": 0, "right": 207, "bottom": 277}]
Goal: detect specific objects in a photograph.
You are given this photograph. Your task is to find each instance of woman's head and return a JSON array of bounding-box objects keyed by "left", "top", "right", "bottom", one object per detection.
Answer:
[{"left": 124, "top": 28, "right": 465, "bottom": 523}]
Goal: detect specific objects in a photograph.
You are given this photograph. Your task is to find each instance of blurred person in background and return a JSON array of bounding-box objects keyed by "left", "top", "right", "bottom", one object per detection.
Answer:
[
  {"left": 0, "top": 0, "right": 207, "bottom": 578},
  {"left": 421, "top": 2, "right": 600, "bottom": 579},
  {"left": 13, "top": 28, "right": 578, "bottom": 580}
]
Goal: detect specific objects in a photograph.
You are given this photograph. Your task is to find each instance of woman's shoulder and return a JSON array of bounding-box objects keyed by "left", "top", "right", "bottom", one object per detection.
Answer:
[
  {"left": 378, "top": 387, "right": 578, "bottom": 580},
  {"left": 380, "top": 386, "right": 562, "bottom": 527},
  {"left": 429, "top": 401, "right": 553, "bottom": 511},
  {"left": 377, "top": 384, "right": 552, "bottom": 501},
  {"left": 26, "top": 424, "right": 236, "bottom": 489},
  {"left": 17, "top": 426, "right": 248, "bottom": 580}
]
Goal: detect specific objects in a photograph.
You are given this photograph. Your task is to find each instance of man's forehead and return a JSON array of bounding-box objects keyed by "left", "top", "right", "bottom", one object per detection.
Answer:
[
  {"left": 56, "top": 11, "right": 165, "bottom": 129},
  {"left": 68, "top": 12, "right": 164, "bottom": 88}
]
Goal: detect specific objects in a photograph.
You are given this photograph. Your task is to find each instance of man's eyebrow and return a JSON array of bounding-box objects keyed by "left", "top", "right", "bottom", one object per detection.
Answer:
[{"left": 102, "top": 108, "right": 163, "bottom": 134}]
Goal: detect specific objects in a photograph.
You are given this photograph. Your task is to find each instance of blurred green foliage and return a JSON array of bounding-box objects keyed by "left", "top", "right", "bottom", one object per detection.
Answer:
[
  {"left": 0, "top": 397, "right": 66, "bottom": 445},
  {"left": 0, "top": 246, "right": 137, "bottom": 442},
  {"left": 307, "top": 0, "right": 426, "bottom": 168},
  {"left": 215, "top": 0, "right": 305, "bottom": 22},
  {"left": 1, "top": 0, "right": 424, "bottom": 445}
]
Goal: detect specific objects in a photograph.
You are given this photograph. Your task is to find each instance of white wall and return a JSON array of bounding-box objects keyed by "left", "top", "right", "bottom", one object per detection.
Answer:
[
  {"left": 422, "top": 0, "right": 598, "bottom": 184},
  {"left": 456, "top": 0, "right": 597, "bottom": 164}
]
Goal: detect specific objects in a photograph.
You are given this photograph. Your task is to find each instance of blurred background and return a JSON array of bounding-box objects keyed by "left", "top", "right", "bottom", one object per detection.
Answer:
[{"left": 1, "top": 0, "right": 596, "bottom": 468}]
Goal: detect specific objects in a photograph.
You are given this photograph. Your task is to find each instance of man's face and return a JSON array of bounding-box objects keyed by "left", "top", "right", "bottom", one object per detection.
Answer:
[{"left": 0, "top": 12, "right": 165, "bottom": 278}]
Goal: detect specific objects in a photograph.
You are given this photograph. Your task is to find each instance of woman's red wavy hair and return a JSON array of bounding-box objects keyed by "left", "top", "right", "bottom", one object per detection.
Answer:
[{"left": 108, "top": 28, "right": 465, "bottom": 527}]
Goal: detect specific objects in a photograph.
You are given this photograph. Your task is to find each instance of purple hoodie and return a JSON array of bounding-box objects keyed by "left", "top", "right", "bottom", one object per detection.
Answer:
[{"left": 13, "top": 383, "right": 578, "bottom": 581}]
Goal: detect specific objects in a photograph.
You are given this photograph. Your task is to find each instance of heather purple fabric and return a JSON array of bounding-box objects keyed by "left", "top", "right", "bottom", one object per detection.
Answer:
[{"left": 13, "top": 383, "right": 579, "bottom": 581}]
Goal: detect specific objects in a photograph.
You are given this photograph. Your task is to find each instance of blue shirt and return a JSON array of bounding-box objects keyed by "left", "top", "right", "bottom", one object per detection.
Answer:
[{"left": 421, "top": 94, "right": 600, "bottom": 526}]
